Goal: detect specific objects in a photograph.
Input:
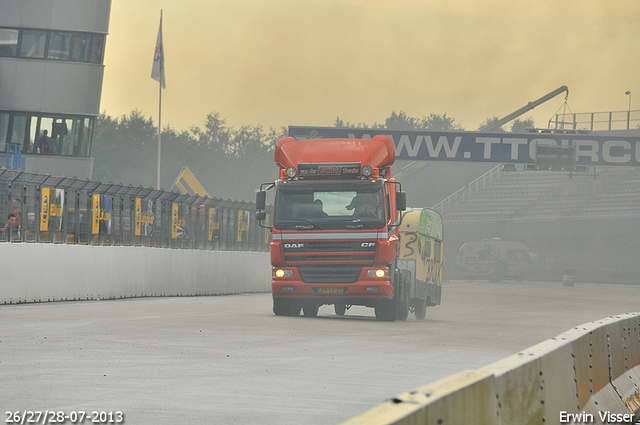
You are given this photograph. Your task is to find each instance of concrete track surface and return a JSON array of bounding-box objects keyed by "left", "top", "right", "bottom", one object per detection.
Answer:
[{"left": 2, "top": 280, "right": 639, "bottom": 425}]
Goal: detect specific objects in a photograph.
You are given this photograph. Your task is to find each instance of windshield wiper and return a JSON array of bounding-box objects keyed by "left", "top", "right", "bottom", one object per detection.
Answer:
[
  {"left": 290, "top": 218, "right": 324, "bottom": 230},
  {"left": 348, "top": 218, "right": 376, "bottom": 229}
]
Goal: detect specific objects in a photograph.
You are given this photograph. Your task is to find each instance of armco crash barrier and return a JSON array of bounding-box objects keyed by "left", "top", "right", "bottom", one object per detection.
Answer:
[
  {"left": 342, "top": 313, "right": 640, "bottom": 425},
  {"left": 0, "top": 244, "right": 271, "bottom": 303}
]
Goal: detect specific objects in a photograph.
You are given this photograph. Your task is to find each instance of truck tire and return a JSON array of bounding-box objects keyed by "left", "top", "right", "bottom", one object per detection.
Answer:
[
  {"left": 376, "top": 266, "right": 402, "bottom": 321},
  {"left": 396, "top": 270, "right": 410, "bottom": 321},
  {"left": 375, "top": 300, "right": 397, "bottom": 321},
  {"left": 273, "top": 299, "right": 294, "bottom": 316},
  {"left": 414, "top": 300, "right": 427, "bottom": 320},
  {"left": 334, "top": 303, "right": 346, "bottom": 316},
  {"left": 273, "top": 298, "right": 291, "bottom": 316},
  {"left": 303, "top": 303, "right": 319, "bottom": 317}
]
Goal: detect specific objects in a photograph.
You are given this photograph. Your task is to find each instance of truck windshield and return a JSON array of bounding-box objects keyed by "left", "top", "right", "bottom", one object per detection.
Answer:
[{"left": 274, "top": 182, "right": 386, "bottom": 230}]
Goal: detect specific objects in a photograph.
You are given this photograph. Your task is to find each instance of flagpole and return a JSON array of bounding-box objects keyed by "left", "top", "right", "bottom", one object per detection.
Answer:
[{"left": 156, "top": 9, "right": 163, "bottom": 190}]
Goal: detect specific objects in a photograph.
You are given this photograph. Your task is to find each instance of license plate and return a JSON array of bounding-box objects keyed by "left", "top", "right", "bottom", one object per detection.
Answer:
[{"left": 314, "top": 287, "right": 346, "bottom": 294}]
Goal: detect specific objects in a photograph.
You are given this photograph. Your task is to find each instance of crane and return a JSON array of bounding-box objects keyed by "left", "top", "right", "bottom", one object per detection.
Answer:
[{"left": 476, "top": 85, "right": 568, "bottom": 132}]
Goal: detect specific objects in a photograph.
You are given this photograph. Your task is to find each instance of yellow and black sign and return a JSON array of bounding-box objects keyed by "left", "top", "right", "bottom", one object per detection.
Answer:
[
  {"left": 92, "top": 194, "right": 112, "bottom": 235},
  {"left": 172, "top": 166, "right": 210, "bottom": 197},
  {"left": 40, "top": 187, "right": 50, "bottom": 231},
  {"left": 171, "top": 203, "right": 187, "bottom": 239},
  {"left": 237, "top": 210, "right": 250, "bottom": 242},
  {"left": 171, "top": 203, "right": 179, "bottom": 239},
  {"left": 40, "top": 188, "right": 65, "bottom": 232}
]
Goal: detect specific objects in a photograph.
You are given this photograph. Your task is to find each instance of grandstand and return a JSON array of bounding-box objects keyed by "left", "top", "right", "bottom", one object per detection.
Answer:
[
  {"left": 436, "top": 163, "right": 640, "bottom": 284},
  {"left": 441, "top": 165, "right": 640, "bottom": 221}
]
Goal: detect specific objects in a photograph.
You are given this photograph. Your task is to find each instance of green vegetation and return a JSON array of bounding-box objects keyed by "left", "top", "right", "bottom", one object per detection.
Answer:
[{"left": 93, "top": 111, "right": 286, "bottom": 201}]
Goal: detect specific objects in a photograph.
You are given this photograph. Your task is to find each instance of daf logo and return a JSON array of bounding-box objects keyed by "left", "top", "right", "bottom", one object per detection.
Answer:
[
  {"left": 284, "top": 243, "right": 304, "bottom": 248},
  {"left": 361, "top": 242, "right": 376, "bottom": 248}
]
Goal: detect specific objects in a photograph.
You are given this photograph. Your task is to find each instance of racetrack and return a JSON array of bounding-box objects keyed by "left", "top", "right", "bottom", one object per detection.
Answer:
[{"left": 2, "top": 279, "right": 638, "bottom": 425}]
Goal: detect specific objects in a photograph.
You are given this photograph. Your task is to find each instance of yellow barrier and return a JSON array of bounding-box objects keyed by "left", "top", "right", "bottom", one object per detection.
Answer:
[
  {"left": 341, "top": 313, "right": 640, "bottom": 425},
  {"left": 480, "top": 354, "right": 544, "bottom": 425},
  {"left": 342, "top": 370, "right": 495, "bottom": 425}
]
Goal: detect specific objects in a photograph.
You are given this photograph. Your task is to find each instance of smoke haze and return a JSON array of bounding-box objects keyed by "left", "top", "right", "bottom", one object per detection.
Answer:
[{"left": 102, "top": 0, "right": 640, "bottom": 131}]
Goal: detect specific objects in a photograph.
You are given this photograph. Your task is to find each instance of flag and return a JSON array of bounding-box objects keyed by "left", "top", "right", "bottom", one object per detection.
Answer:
[{"left": 151, "top": 13, "right": 166, "bottom": 89}]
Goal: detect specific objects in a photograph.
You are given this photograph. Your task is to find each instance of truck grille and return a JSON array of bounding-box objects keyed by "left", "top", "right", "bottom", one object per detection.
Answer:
[
  {"left": 298, "top": 265, "right": 363, "bottom": 284},
  {"left": 283, "top": 240, "right": 376, "bottom": 265}
]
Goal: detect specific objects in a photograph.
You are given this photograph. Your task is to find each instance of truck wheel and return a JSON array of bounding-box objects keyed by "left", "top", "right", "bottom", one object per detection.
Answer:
[
  {"left": 273, "top": 299, "right": 293, "bottom": 316},
  {"left": 414, "top": 301, "right": 427, "bottom": 320},
  {"left": 303, "top": 303, "right": 319, "bottom": 317},
  {"left": 396, "top": 270, "right": 410, "bottom": 321},
  {"left": 376, "top": 267, "right": 403, "bottom": 321},
  {"left": 375, "top": 299, "right": 397, "bottom": 321},
  {"left": 334, "top": 303, "right": 346, "bottom": 316}
]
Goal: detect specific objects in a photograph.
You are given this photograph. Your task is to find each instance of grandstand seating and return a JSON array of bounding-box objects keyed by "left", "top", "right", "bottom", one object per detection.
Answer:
[{"left": 442, "top": 166, "right": 640, "bottom": 222}]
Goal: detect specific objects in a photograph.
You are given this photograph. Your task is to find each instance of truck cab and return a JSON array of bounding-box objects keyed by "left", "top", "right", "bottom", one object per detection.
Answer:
[{"left": 255, "top": 135, "right": 414, "bottom": 321}]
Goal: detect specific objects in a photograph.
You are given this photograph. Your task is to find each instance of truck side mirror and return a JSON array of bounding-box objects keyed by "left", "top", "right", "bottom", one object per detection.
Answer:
[
  {"left": 255, "top": 190, "right": 266, "bottom": 210},
  {"left": 256, "top": 211, "right": 266, "bottom": 221},
  {"left": 396, "top": 192, "right": 407, "bottom": 211}
]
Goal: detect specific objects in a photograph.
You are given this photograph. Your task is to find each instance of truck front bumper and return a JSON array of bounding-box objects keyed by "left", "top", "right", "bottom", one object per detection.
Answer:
[{"left": 272, "top": 280, "right": 394, "bottom": 300}]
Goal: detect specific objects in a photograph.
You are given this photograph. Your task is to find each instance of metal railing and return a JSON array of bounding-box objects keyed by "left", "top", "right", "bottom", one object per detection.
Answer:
[
  {"left": 550, "top": 109, "right": 640, "bottom": 131},
  {"left": 5, "top": 144, "right": 25, "bottom": 170},
  {"left": 431, "top": 164, "right": 505, "bottom": 215},
  {"left": 0, "top": 169, "right": 270, "bottom": 251}
]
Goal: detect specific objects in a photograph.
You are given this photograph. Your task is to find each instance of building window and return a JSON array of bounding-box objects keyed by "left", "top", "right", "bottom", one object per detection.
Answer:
[
  {"left": 27, "top": 116, "right": 38, "bottom": 153},
  {"left": 90, "top": 34, "right": 104, "bottom": 64},
  {"left": 0, "top": 112, "right": 9, "bottom": 152},
  {"left": 81, "top": 118, "right": 94, "bottom": 156},
  {"left": 0, "top": 111, "right": 94, "bottom": 158},
  {"left": 19, "top": 29, "right": 47, "bottom": 58},
  {"left": 10, "top": 115, "right": 28, "bottom": 148},
  {"left": 48, "top": 31, "right": 71, "bottom": 60},
  {"left": 70, "top": 33, "right": 91, "bottom": 62},
  {"left": 0, "top": 27, "right": 105, "bottom": 64},
  {"left": 0, "top": 28, "right": 19, "bottom": 57}
]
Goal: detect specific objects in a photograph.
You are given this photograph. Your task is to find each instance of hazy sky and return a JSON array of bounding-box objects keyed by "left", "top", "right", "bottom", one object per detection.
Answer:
[{"left": 101, "top": 0, "right": 640, "bottom": 132}]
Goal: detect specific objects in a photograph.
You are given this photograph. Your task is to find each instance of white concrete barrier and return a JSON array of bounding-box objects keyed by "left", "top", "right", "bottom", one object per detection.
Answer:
[
  {"left": 342, "top": 312, "right": 640, "bottom": 425},
  {"left": 0, "top": 244, "right": 271, "bottom": 304}
]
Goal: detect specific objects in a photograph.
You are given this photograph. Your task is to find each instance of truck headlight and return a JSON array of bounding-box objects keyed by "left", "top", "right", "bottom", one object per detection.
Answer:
[
  {"left": 274, "top": 269, "right": 293, "bottom": 278},
  {"left": 367, "top": 269, "right": 388, "bottom": 278}
]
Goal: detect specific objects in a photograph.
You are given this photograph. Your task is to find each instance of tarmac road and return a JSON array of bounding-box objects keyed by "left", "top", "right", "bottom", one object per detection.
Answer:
[{"left": 1, "top": 280, "right": 639, "bottom": 425}]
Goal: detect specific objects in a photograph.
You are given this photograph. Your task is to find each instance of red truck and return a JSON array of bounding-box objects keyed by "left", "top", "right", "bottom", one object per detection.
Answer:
[{"left": 256, "top": 135, "right": 417, "bottom": 321}]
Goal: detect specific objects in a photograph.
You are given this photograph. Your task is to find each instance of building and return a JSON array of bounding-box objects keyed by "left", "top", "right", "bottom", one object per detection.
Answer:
[{"left": 0, "top": 0, "right": 111, "bottom": 179}]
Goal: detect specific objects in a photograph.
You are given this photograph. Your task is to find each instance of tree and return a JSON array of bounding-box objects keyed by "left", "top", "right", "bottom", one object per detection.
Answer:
[
  {"left": 477, "top": 117, "right": 505, "bottom": 132},
  {"left": 93, "top": 110, "right": 286, "bottom": 201},
  {"left": 385, "top": 111, "right": 420, "bottom": 130},
  {"left": 510, "top": 118, "right": 535, "bottom": 133},
  {"left": 334, "top": 111, "right": 464, "bottom": 131},
  {"left": 419, "top": 113, "right": 464, "bottom": 131},
  {"left": 93, "top": 110, "right": 158, "bottom": 187}
]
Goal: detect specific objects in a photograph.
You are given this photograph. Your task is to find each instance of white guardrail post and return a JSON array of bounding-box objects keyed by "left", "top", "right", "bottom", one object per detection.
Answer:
[{"left": 341, "top": 313, "right": 640, "bottom": 425}]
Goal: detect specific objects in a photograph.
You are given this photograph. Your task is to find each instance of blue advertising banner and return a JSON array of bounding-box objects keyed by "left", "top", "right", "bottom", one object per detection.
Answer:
[{"left": 288, "top": 126, "right": 640, "bottom": 167}]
